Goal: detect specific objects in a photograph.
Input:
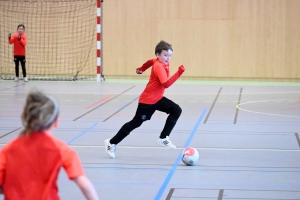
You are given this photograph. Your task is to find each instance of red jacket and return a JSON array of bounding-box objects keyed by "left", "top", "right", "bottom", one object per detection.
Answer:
[
  {"left": 0, "top": 132, "right": 84, "bottom": 200},
  {"left": 8, "top": 33, "right": 27, "bottom": 56},
  {"left": 139, "top": 59, "right": 170, "bottom": 104},
  {"left": 138, "top": 58, "right": 184, "bottom": 104}
]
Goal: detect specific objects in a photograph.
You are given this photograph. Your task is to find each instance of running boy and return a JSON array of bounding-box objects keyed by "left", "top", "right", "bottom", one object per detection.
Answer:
[
  {"left": 105, "top": 40, "right": 185, "bottom": 158},
  {"left": 8, "top": 24, "right": 28, "bottom": 82},
  {"left": 0, "top": 89, "right": 99, "bottom": 200}
]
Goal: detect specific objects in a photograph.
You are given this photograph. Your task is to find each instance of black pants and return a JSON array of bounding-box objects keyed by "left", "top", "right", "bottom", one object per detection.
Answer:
[
  {"left": 14, "top": 56, "right": 26, "bottom": 77},
  {"left": 110, "top": 97, "right": 182, "bottom": 145}
]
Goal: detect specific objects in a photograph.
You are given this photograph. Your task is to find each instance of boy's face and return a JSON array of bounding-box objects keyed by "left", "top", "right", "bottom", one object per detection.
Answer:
[
  {"left": 18, "top": 26, "right": 24, "bottom": 35},
  {"left": 156, "top": 49, "right": 172, "bottom": 64}
]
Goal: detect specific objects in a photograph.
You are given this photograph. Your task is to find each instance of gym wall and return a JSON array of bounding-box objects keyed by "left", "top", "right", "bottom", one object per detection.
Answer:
[{"left": 103, "top": 0, "right": 300, "bottom": 81}]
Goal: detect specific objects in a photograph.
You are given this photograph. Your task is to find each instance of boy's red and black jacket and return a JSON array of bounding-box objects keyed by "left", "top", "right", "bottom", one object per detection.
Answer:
[{"left": 139, "top": 59, "right": 184, "bottom": 104}]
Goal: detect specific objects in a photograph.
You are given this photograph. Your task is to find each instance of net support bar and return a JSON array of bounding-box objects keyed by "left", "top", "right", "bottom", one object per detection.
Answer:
[{"left": 96, "top": 0, "right": 101, "bottom": 82}]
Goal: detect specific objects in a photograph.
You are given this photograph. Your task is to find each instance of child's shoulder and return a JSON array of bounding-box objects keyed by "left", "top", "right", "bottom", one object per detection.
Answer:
[
  {"left": 153, "top": 60, "right": 163, "bottom": 67},
  {"left": 46, "top": 133, "right": 76, "bottom": 153},
  {"left": 0, "top": 137, "right": 19, "bottom": 153},
  {"left": 45, "top": 133, "right": 67, "bottom": 147},
  {"left": 153, "top": 60, "right": 169, "bottom": 68},
  {"left": 151, "top": 58, "right": 158, "bottom": 63}
]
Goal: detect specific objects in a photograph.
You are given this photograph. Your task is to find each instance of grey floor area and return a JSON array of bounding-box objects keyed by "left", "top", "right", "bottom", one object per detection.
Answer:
[{"left": 0, "top": 79, "right": 300, "bottom": 200}]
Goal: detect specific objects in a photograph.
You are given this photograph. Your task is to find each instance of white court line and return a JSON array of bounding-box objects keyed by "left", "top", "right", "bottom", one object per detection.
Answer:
[
  {"left": 0, "top": 143, "right": 299, "bottom": 152},
  {"left": 67, "top": 145, "right": 300, "bottom": 152}
]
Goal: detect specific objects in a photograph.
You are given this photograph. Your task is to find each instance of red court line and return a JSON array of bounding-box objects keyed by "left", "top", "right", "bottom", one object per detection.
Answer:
[{"left": 85, "top": 94, "right": 114, "bottom": 109}]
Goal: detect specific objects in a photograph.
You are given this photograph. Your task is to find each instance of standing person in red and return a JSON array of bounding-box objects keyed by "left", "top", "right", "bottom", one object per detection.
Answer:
[
  {"left": 0, "top": 89, "right": 99, "bottom": 200},
  {"left": 8, "top": 24, "right": 28, "bottom": 82},
  {"left": 105, "top": 40, "right": 185, "bottom": 158}
]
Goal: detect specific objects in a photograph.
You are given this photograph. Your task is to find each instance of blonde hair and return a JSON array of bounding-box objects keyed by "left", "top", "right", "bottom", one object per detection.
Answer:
[{"left": 21, "top": 89, "right": 59, "bottom": 136}]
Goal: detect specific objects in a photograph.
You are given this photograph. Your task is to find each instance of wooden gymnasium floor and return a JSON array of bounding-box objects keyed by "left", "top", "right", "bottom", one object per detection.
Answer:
[{"left": 0, "top": 79, "right": 300, "bottom": 200}]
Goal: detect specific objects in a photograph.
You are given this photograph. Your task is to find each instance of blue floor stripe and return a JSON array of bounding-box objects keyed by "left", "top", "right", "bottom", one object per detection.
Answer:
[
  {"left": 154, "top": 108, "right": 207, "bottom": 200},
  {"left": 67, "top": 122, "right": 99, "bottom": 144},
  {"left": 118, "top": 95, "right": 139, "bottom": 110}
]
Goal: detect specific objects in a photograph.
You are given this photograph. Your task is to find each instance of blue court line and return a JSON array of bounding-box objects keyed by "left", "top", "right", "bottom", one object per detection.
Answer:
[
  {"left": 118, "top": 95, "right": 140, "bottom": 110},
  {"left": 154, "top": 108, "right": 207, "bottom": 200},
  {"left": 67, "top": 122, "right": 99, "bottom": 144},
  {"left": 103, "top": 95, "right": 139, "bottom": 122}
]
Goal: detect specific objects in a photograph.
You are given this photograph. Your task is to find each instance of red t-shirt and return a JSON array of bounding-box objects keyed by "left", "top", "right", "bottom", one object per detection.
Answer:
[
  {"left": 8, "top": 33, "right": 27, "bottom": 56},
  {"left": 0, "top": 132, "right": 84, "bottom": 200},
  {"left": 139, "top": 59, "right": 170, "bottom": 104}
]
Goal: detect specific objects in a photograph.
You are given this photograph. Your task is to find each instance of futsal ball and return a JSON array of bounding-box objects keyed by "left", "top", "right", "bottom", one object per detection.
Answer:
[{"left": 182, "top": 147, "right": 199, "bottom": 166}]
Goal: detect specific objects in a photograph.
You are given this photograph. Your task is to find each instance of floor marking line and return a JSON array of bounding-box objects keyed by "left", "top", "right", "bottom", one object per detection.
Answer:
[
  {"left": 237, "top": 105, "right": 300, "bottom": 119},
  {"left": 204, "top": 88, "right": 222, "bottom": 123},
  {"left": 236, "top": 98, "right": 300, "bottom": 118},
  {"left": 165, "top": 188, "right": 175, "bottom": 200},
  {"left": 73, "top": 86, "right": 135, "bottom": 121},
  {"left": 103, "top": 95, "right": 139, "bottom": 122},
  {"left": 154, "top": 109, "right": 207, "bottom": 200},
  {"left": 0, "top": 144, "right": 299, "bottom": 152},
  {"left": 234, "top": 88, "right": 243, "bottom": 124},
  {"left": 0, "top": 83, "right": 25, "bottom": 92},
  {"left": 174, "top": 188, "right": 300, "bottom": 192},
  {"left": 218, "top": 189, "right": 224, "bottom": 200},
  {"left": 0, "top": 127, "right": 21, "bottom": 139},
  {"left": 67, "top": 123, "right": 98, "bottom": 144},
  {"left": 85, "top": 94, "right": 114, "bottom": 109},
  {"left": 295, "top": 133, "right": 300, "bottom": 148},
  {"left": 67, "top": 145, "right": 300, "bottom": 152}
]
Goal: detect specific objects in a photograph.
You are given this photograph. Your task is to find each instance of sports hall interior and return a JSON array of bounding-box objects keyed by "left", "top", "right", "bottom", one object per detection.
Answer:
[{"left": 0, "top": 0, "right": 300, "bottom": 199}]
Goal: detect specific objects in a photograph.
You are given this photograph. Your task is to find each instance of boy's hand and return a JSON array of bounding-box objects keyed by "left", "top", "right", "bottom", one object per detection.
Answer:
[
  {"left": 178, "top": 65, "right": 185, "bottom": 75},
  {"left": 18, "top": 35, "right": 21, "bottom": 41},
  {"left": 8, "top": 33, "right": 11, "bottom": 39},
  {"left": 136, "top": 68, "right": 143, "bottom": 74}
]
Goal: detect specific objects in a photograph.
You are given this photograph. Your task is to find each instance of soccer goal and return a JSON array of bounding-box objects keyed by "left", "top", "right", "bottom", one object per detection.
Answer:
[{"left": 0, "top": 0, "right": 101, "bottom": 81}]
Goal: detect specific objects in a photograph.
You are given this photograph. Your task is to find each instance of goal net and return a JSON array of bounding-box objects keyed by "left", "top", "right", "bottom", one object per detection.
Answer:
[{"left": 0, "top": 0, "right": 96, "bottom": 81}]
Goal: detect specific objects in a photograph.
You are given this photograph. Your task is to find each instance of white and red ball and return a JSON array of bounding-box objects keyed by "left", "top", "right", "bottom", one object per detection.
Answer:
[{"left": 182, "top": 147, "right": 199, "bottom": 166}]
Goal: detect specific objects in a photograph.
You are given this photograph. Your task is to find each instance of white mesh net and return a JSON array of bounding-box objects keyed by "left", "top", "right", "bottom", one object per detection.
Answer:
[{"left": 0, "top": 0, "right": 96, "bottom": 81}]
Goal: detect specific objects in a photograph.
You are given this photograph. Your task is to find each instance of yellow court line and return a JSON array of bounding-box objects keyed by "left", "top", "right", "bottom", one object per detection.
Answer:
[{"left": 237, "top": 99, "right": 300, "bottom": 119}]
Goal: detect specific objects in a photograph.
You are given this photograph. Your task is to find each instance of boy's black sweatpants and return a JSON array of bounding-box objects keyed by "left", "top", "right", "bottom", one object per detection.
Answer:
[{"left": 110, "top": 97, "right": 182, "bottom": 145}]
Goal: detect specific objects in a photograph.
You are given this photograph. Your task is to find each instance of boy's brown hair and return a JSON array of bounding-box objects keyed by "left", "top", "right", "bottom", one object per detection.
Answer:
[{"left": 155, "top": 40, "right": 173, "bottom": 55}]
